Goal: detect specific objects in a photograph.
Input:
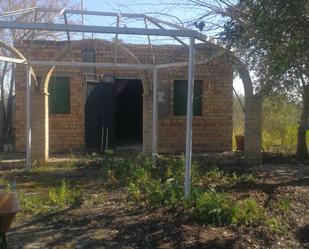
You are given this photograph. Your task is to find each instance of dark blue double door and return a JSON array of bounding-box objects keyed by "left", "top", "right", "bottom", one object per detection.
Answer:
[{"left": 85, "top": 81, "right": 114, "bottom": 151}]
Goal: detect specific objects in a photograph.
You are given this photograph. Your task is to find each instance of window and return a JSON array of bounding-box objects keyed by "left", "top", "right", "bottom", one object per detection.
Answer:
[
  {"left": 48, "top": 77, "right": 70, "bottom": 114},
  {"left": 173, "top": 80, "right": 202, "bottom": 116}
]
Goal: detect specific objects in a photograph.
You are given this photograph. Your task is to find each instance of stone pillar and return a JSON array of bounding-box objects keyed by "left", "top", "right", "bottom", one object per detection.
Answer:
[
  {"left": 0, "top": 100, "right": 4, "bottom": 141},
  {"left": 31, "top": 89, "right": 49, "bottom": 162},
  {"left": 142, "top": 72, "right": 152, "bottom": 153},
  {"left": 244, "top": 95, "right": 263, "bottom": 164}
]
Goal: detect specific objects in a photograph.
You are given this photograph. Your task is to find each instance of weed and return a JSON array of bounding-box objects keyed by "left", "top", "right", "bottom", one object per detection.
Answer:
[
  {"left": 232, "top": 198, "right": 265, "bottom": 225},
  {"left": 18, "top": 192, "right": 49, "bottom": 216},
  {"left": 190, "top": 190, "right": 238, "bottom": 225},
  {"left": 48, "top": 179, "right": 82, "bottom": 209},
  {"left": 0, "top": 178, "right": 10, "bottom": 191},
  {"left": 269, "top": 196, "right": 292, "bottom": 213},
  {"left": 127, "top": 182, "right": 142, "bottom": 201},
  {"left": 265, "top": 217, "right": 288, "bottom": 235}
]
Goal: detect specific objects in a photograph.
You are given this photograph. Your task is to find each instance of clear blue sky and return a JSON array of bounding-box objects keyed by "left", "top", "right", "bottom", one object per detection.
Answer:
[{"left": 70, "top": 0, "right": 244, "bottom": 94}]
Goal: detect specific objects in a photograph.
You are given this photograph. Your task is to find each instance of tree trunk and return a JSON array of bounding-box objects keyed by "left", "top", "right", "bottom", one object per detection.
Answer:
[
  {"left": 0, "top": 62, "right": 8, "bottom": 140},
  {"left": 6, "top": 64, "right": 15, "bottom": 135},
  {"left": 296, "top": 85, "right": 309, "bottom": 160}
]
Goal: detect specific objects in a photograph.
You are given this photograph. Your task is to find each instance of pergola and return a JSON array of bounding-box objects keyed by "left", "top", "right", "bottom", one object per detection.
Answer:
[{"left": 0, "top": 7, "right": 262, "bottom": 197}]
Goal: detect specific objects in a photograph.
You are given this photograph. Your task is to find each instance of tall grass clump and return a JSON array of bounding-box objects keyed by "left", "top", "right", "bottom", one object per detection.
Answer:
[
  {"left": 19, "top": 179, "right": 82, "bottom": 217},
  {"left": 48, "top": 179, "right": 82, "bottom": 209}
]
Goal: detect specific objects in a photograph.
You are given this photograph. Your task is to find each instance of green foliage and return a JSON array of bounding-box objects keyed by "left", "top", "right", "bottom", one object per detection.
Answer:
[
  {"left": 233, "top": 94, "right": 309, "bottom": 154},
  {"left": 98, "top": 154, "right": 289, "bottom": 230},
  {"left": 262, "top": 96, "right": 304, "bottom": 154},
  {"left": 48, "top": 179, "right": 82, "bottom": 209},
  {"left": 147, "top": 179, "right": 184, "bottom": 208},
  {"left": 189, "top": 190, "right": 239, "bottom": 225},
  {"left": 221, "top": 0, "right": 308, "bottom": 96},
  {"left": 220, "top": 0, "right": 309, "bottom": 157},
  {"left": 188, "top": 190, "right": 264, "bottom": 226}
]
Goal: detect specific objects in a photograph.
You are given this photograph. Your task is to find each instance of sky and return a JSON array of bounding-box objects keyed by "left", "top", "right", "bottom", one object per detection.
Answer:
[{"left": 69, "top": 0, "right": 244, "bottom": 95}]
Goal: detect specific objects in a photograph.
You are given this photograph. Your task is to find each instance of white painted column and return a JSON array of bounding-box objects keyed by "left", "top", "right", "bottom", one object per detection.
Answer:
[
  {"left": 184, "top": 37, "right": 195, "bottom": 198},
  {"left": 152, "top": 68, "right": 158, "bottom": 161},
  {"left": 26, "top": 64, "right": 32, "bottom": 170}
]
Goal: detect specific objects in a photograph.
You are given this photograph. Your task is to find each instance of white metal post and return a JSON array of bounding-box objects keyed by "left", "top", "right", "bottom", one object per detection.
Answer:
[
  {"left": 26, "top": 64, "right": 32, "bottom": 170},
  {"left": 184, "top": 37, "right": 195, "bottom": 198},
  {"left": 152, "top": 68, "right": 158, "bottom": 161},
  {"left": 81, "top": 0, "right": 84, "bottom": 39}
]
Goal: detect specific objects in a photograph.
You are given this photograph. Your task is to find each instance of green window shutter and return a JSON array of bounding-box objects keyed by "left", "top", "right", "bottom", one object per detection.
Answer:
[
  {"left": 173, "top": 80, "right": 202, "bottom": 116},
  {"left": 49, "top": 77, "right": 70, "bottom": 114}
]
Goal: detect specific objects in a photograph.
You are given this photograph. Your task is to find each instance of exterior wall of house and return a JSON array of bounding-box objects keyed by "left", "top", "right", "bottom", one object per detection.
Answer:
[{"left": 14, "top": 39, "right": 233, "bottom": 155}]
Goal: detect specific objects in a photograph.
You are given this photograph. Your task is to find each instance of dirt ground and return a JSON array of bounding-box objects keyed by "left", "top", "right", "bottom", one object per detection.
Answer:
[{"left": 1, "top": 160, "right": 309, "bottom": 249}]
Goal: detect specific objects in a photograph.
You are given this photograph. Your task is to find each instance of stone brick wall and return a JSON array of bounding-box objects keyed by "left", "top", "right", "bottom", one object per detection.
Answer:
[
  {"left": 14, "top": 39, "right": 233, "bottom": 155},
  {"left": 49, "top": 77, "right": 84, "bottom": 152}
]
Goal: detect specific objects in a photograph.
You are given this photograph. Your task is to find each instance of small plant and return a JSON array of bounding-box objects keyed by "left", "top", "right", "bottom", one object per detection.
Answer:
[
  {"left": 48, "top": 179, "right": 82, "bottom": 209},
  {"left": 232, "top": 198, "right": 265, "bottom": 225},
  {"left": 0, "top": 178, "right": 11, "bottom": 191},
  {"left": 127, "top": 183, "right": 142, "bottom": 201},
  {"left": 269, "top": 196, "right": 292, "bottom": 213},
  {"left": 189, "top": 190, "right": 239, "bottom": 225},
  {"left": 147, "top": 179, "right": 183, "bottom": 208},
  {"left": 18, "top": 192, "right": 49, "bottom": 216},
  {"left": 264, "top": 217, "right": 288, "bottom": 235}
]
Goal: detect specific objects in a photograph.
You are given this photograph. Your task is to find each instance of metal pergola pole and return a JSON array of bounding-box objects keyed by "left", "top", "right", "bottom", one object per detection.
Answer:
[
  {"left": 152, "top": 68, "right": 158, "bottom": 161},
  {"left": 184, "top": 37, "right": 195, "bottom": 198},
  {"left": 26, "top": 63, "right": 32, "bottom": 170}
]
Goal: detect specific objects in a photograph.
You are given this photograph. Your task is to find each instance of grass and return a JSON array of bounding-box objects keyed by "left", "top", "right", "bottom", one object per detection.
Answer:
[{"left": 18, "top": 178, "right": 83, "bottom": 217}]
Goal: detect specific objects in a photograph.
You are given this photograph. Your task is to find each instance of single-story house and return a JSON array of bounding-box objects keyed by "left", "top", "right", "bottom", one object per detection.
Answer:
[{"left": 14, "top": 39, "right": 233, "bottom": 159}]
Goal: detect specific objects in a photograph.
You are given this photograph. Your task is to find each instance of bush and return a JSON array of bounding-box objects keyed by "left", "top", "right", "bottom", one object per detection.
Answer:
[
  {"left": 147, "top": 179, "right": 184, "bottom": 208},
  {"left": 189, "top": 190, "right": 238, "bottom": 225},
  {"left": 189, "top": 191, "right": 265, "bottom": 226}
]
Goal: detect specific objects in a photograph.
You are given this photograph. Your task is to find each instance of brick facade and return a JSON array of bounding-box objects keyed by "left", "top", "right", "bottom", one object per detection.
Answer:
[{"left": 14, "top": 39, "right": 233, "bottom": 156}]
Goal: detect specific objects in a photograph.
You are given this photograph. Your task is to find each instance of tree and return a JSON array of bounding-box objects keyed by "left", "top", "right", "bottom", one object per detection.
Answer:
[
  {"left": 0, "top": 0, "right": 71, "bottom": 139},
  {"left": 191, "top": 0, "right": 309, "bottom": 159}
]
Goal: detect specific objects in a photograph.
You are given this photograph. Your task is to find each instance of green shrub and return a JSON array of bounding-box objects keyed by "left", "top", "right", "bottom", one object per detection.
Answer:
[
  {"left": 189, "top": 190, "right": 239, "bottom": 225},
  {"left": 185, "top": 189, "right": 266, "bottom": 226},
  {"left": 48, "top": 179, "right": 82, "bottom": 209},
  {"left": 147, "top": 179, "right": 184, "bottom": 208}
]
